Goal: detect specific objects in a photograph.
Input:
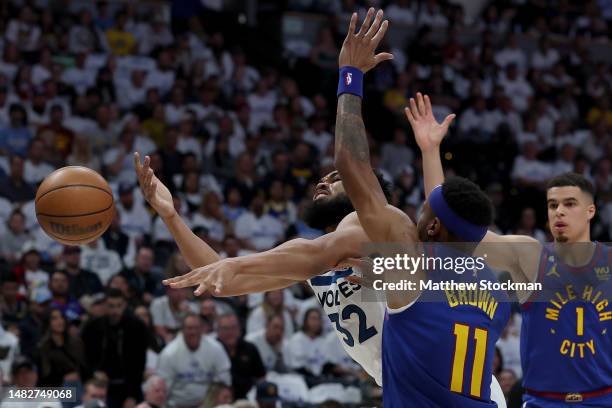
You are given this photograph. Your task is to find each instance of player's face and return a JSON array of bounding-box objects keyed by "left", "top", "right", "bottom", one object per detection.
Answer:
[
  {"left": 313, "top": 171, "right": 345, "bottom": 201},
  {"left": 547, "top": 186, "right": 594, "bottom": 243}
]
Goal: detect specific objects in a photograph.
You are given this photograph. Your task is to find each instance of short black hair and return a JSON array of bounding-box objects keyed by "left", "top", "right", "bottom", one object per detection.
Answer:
[
  {"left": 546, "top": 172, "right": 595, "bottom": 199},
  {"left": 105, "top": 287, "right": 125, "bottom": 301},
  {"left": 374, "top": 170, "right": 393, "bottom": 203},
  {"left": 442, "top": 176, "right": 494, "bottom": 227}
]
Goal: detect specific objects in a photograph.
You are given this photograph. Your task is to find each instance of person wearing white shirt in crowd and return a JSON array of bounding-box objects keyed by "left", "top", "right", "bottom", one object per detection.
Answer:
[
  {"left": 247, "top": 77, "right": 277, "bottom": 133},
  {"left": 224, "top": 48, "right": 260, "bottom": 93},
  {"left": 73, "top": 378, "right": 108, "bottom": 408},
  {"left": 283, "top": 308, "right": 327, "bottom": 378},
  {"left": 62, "top": 53, "right": 96, "bottom": 95},
  {"left": 135, "top": 375, "right": 168, "bottom": 408},
  {"left": 23, "top": 138, "right": 54, "bottom": 185},
  {"left": 496, "top": 316, "right": 523, "bottom": 379},
  {"left": 115, "top": 182, "right": 152, "bottom": 240},
  {"left": 458, "top": 96, "right": 496, "bottom": 140},
  {"left": 247, "top": 290, "right": 294, "bottom": 340},
  {"left": 303, "top": 115, "right": 332, "bottom": 155},
  {"left": 150, "top": 286, "right": 198, "bottom": 344},
  {"left": 534, "top": 99, "right": 559, "bottom": 149},
  {"left": 5, "top": 7, "right": 41, "bottom": 53},
  {"left": 31, "top": 49, "right": 53, "bottom": 86},
  {"left": 103, "top": 123, "right": 156, "bottom": 185},
  {"left": 551, "top": 143, "right": 577, "bottom": 177},
  {"left": 80, "top": 239, "right": 123, "bottom": 285},
  {"left": 530, "top": 36, "right": 560, "bottom": 71},
  {"left": 135, "top": 18, "right": 173, "bottom": 56},
  {"left": 245, "top": 313, "right": 288, "bottom": 372},
  {"left": 117, "top": 69, "right": 148, "bottom": 110},
  {"left": 498, "top": 63, "right": 533, "bottom": 113},
  {"left": 385, "top": 0, "right": 417, "bottom": 25},
  {"left": 322, "top": 329, "right": 363, "bottom": 378},
  {"left": 418, "top": 0, "right": 448, "bottom": 28},
  {"left": 165, "top": 87, "right": 187, "bottom": 126},
  {"left": 489, "top": 96, "right": 523, "bottom": 137},
  {"left": 145, "top": 49, "right": 176, "bottom": 96},
  {"left": 191, "top": 191, "right": 226, "bottom": 247},
  {"left": 511, "top": 139, "right": 551, "bottom": 188},
  {"left": 0, "top": 322, "right": 20, "bottom": 383},
  {"left": 494, "top": 33, "right": 527, "bottom": 74},
  {"left": 18, "top": 244, "right": 48, "bottom": 294},
  {"left": 157, "top": 314, "right": 231, "bottom": 408},
  {"left": 176, "top": 113, "right": 203, "bottom": 162},
  {"left": 234, "top": 195, "right": 284, "bottom": 251}
]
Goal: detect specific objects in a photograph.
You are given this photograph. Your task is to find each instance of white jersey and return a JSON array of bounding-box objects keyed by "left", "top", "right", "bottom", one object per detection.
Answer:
[
  {"left": 307, "top": 268, "right": 507, "bottom": 408},
  {"left": 307, "top": 267, "right": 385, "bottom": 385}
]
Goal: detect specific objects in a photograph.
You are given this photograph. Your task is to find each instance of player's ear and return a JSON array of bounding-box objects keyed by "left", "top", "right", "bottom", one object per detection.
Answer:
[
  {"left": 586, "top": 203, "right": 595, "bottom": 222},
  {"left": 428, "top": 217, "right": 441, "bottom": 237}
]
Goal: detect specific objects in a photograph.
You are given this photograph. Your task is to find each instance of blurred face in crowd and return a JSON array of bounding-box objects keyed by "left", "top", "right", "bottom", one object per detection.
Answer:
[
  {"left": 134, "top": 305, "right": 151, "bottom": 326},
  {"left": 498, "top": 370, "right": 516, "bottom": 395},
  {"left": 135, "top": 248, "right": 154, "bottom": 272},
  {"left": 303, "top": 309, "right": 322, "bottom": 337},
  {"left": 223, "top": 237, "right": 240, "bottom": 258},
  {"left": 265, "top": 315, "right": 284, "bottom": 345},
  {"left": 167, "top": 287, "right": 187, "bottom": 306},
  {"left": 64, "top": 248, "right": 81, "bottom": 268},
  {"left": 182, "top": 315, "right": 203, "bottom": 351},
  {"left": 265, "top": 290, "right": 283, "bottom": 309},
  {"left": 200, "top": 298, "right": 217, "bottom": 320},
  {"left": 2, "top": 280, "right": 18, "bottom": 303},
  {"left": 108, "top": 274, "right": 130, "bottom": 298},
  {"left": 106, "top": 295, "right": 127, "bottom": 325},
  {"left": 145, "top": 377, "right": 167, "bottom": 406},
  {"left": 28, "top": 138, "right": 45, "bottom": 162},
  {"left": 13, "top": 367, "right": 37, "bottom": 388},
  {"left": 8, "top": 212, "right": 25, "bottom": 233},
  {"left": 227, "top": 187, "right": 242, "bottom": 207},
  {"left": 215, "top": 386, "right": 233, "bottom": 405},
  {"left": 49, "top": 309, "right": 66, "bottom": 334},
  {"left": 547, "top": 186, "right": 594, "bottom": 243},
  {"left": 519, "top": 207, "right": 536, "bottom": 230},
  {"left": 269, "top": 181, "right": 284, "bottom": 202},
  {"left": 49, "top": 272, "right": 69, "bottom": 297},
  {"left": 83, "top": 382, "right": 107, "bottom": 403},
  {"left": 217, "top": 314, "right": 241, "bottom": 348}
]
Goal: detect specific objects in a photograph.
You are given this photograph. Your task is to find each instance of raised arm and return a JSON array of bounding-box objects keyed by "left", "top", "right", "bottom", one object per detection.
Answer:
[{"left": 405, "top": 93, "right": 455, "bottom": 198}]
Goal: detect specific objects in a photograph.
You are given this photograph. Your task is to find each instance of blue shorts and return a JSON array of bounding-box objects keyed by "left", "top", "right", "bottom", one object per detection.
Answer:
[{"left": 523, "top": 393, "right": 612, "bottom": 407}]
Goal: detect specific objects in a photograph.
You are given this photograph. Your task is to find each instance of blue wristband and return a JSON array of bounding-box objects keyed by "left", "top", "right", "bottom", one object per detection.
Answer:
[{"left": 337, "top": 66, "right": 364, "bottom": 98}]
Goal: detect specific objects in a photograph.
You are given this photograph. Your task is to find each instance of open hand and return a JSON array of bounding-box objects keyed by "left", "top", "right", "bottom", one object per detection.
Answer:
[
  {"left": 134, "top": 152, "right": 175, "bottom": 219},
  {"left": 404, "top": 93, "right": 455, "bottom": 152},
  {"left": 339, "top": 8, "right": 393, "bottom": 73},
  {"left": 163, "top": 258, "right": 240, "bottom": 296}
]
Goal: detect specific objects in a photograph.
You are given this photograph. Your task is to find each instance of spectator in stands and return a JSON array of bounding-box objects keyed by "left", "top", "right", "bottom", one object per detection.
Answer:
[
  {"left": 0, "top": 319, "right": 20, "bottom": 383},
  {"left": 264, "top": 179, "right": 297, "bottom": 230},
  {"left": 122, "top": 246, "right": 164, "bottom": 303},
  {"left": 191, "top": 191, "right": 226, "bottom": 249},
  {"left": 18, "top": 286, "right": 51, "bottom": 358},
  {"left": 36, "top": 308, "right": 85, "bottom": 386},
  {"left": 0, "top": 155, "right": 36, "bottom": 203},
  {"left": 115, "top": 182, "right": 152, "bottom": 239},
  {"left": 0, "top": 272, "right": 27, "bottom": 323},
  {"left": 150, "top": 286, "right": 197, "bottom": 343},
  {"left": 201, "top": 382, "right": 234, "bottom": 408},
  {"left": 235, "top": 195, "right": 285, "bottom": 251},
  {"left": 80, "top": 239, "right": 123, "bottom": 286},
  {"left": 512, "top": 207, "right": 547, "bottom": 243},
  {"left": 246, "top": 313, "right": 288, "bottom": 372},
  {"left": 157, "top": 314, "right": 231, "bottom": 408},
  {"left": 48, "top": 270, "right": 82, "bottom": 323},
  {"left": 24, "top": 137, "right": 54, "bottom": 185},
  {"left": 136, "top": 375, "right": 167, "bottom": 408},
  {"left": 102, "top": 211, "right": 130, "bottom": 260},
  {"left": 62, "top": 246, "right": 103, "bottom": 299},
  {"left": 74, "top": 378, "right": 108, "bottom": 408},
  {"left": 216, "top": 313, "right": 266, "bottom": 399},
  {"left": 133, "top": 304, "right": 164, "bottom": 377},
  {"left": 37, "top": 104, "right": 75, "bottom": 162},
  {"left": 0, "top": 210, "right": 31, "bottom": 264},
  {"left": 105, "top": 11, "right": 135, "bottom": 56},
  {"left": 82, "top": 289, "right": 148, "bottom": 408},
  {"left": 284, "top": 308, "right": 327, "bottom": 382},
  {"left": 247, "top": 290, "right": 294, "bottom": 339}
]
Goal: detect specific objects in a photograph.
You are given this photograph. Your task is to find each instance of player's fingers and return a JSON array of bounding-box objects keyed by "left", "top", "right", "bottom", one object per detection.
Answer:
[
  {"left": 374, "top": 52, "right": 393, "bottom": 65},
  {"left": 144, "top": 169, "right": 154, "bottom": 195},
  {"left": 417, "top": 92, "right": 426, "bottom": 116},
  {"left": 345, "top": 12, "right": 358, "bottom": 41},
  {"left": 194, "top": 283, "right": 207, "bottom": 297},
  {"left": 357, "top": 8, "right": 375, "bottom": 37},
  {"left": 213, "top": 277, "right": 224, "bottom": 295},
  {"left": 133, "top": 152, "right": 142, "bottom": 175},
  {"left": 346, "top": 275, "right": 365, "bottom": 285},
  {"left": 165, "top": 269, "right": 200, "bottom": 288},
  {"left": 409, "top": 98, "right": 419, "bottom": 119},
  {"left": 404, "top": 107, "right": 415, "bottom": 125},
  {"left": 441, "top": 114, "right": 456, "bottom": 131},
  {"left": 365, "top": 9, "right": 383, "bottom": 40},
  {"left": 371, "top": 19, "right": 389, "bottom": 47},
  {"left": 424, "top": 94, "right": 432, "bottom": 116}
]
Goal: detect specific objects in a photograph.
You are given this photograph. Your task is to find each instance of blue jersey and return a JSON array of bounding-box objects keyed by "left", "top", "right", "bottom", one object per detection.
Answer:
[
  {"left": 383, "top": 247, "right": 510, "bottom": 407},
  {"left": 521, "top": 242, "right": 612, "bottom": 393}
]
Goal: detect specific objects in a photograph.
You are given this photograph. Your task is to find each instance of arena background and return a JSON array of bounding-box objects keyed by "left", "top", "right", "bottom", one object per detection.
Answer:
[{"left": 0, "top": 0, "right": 610, "bottom": 407}]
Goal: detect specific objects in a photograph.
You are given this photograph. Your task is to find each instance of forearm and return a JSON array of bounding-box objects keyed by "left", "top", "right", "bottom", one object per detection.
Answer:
[
  {"left": 421, "top": 147, "right": 444, "bottom": 198},
  {"left": 217, "top": 275, "right": 294, "bottom": 297},
  {"left": 234, "top": 236, "right": 358, "bottom": 281},
  {"left": 162, "top": 212, "right": 221, "bottom": 268}
]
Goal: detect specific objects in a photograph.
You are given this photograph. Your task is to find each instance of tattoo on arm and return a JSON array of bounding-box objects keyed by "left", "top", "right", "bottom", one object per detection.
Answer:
[{"left": 335, "top": 94, "right": 370, "bottom": 163}]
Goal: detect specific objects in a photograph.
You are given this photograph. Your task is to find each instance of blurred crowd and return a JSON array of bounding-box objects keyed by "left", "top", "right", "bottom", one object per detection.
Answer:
[{"left": 0, "top": 0, "right": 610, "bottom": 407}]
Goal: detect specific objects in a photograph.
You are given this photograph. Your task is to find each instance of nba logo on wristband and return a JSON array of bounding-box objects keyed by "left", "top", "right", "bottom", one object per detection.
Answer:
[{"left": 337, "top": 66, "right": 363, "bottom": 98}]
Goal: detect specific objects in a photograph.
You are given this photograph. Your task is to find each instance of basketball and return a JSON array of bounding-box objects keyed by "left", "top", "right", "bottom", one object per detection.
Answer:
[{"left": 35, "top": 166, "right": 114, "bottom": 245}]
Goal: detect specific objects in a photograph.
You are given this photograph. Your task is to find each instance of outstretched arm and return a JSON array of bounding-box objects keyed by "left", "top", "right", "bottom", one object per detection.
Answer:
[{"left": 165, "top": 213, "right": 369, "bottom": 295}]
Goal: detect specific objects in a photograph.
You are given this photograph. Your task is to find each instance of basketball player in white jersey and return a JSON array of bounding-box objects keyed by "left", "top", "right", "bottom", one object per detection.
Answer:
[{"left": 137, "top": 99, "right": 505, "bottom": 406}]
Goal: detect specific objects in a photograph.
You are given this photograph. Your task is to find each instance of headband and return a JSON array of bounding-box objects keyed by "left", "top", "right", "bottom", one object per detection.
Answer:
[{"left": 429, "top": 185, "right": 488, "bottom": 242}]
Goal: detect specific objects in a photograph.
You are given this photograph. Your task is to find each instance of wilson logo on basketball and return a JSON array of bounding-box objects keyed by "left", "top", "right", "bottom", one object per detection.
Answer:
[{"left": 50, "top": 222, "right": 102, "bottom": 236}]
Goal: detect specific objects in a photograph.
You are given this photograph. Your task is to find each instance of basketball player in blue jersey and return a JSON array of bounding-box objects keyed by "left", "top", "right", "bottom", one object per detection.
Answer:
[
  {"left": 406, "top": 95, "right": 612, "bottom": 405},
  {"left": 331, "top": 9, "right": 511, "bottom": 407}
]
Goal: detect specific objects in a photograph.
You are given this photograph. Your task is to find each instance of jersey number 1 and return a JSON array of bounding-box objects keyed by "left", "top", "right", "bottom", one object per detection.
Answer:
[{"left": 450, "top": 323, "right": 488, "bottom": 398}]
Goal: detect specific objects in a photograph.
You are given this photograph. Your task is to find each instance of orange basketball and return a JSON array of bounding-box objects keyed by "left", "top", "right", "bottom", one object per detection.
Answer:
[{"left": 35, "top": 166, "right": 114, "bottom": 245}]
